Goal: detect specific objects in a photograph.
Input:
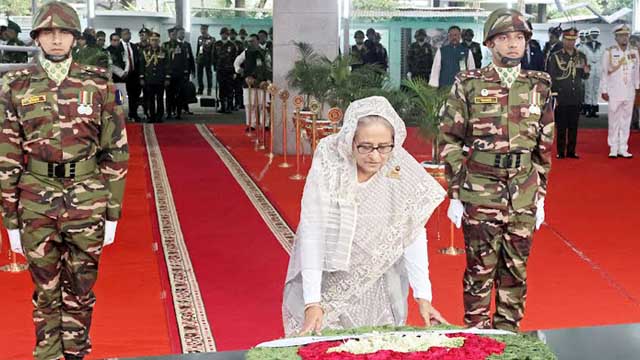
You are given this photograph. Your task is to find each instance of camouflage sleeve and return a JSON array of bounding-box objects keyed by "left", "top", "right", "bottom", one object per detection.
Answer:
[
  {"left": 99, "top": 82, "right": 129, "bottom": 221},
  {"left": 0, "top": 77, "right": 25, "bottom": 229},
  {"left": 531, "top": 78, "right": 554, "bottom": 203},
  {"left": 438, "top": 75, "right": 470, "bottom": 199}
]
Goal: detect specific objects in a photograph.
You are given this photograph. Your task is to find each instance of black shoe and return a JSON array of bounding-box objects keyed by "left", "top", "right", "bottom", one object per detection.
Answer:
[
  {"left": 207, "top": 89, "right": 212, "bottom": 96},
  {"left": 567, "top": 153, "right": 580, "bottom": 159},
  {"left": 239, "top": 104, "right": 245, "bottom": 110},
  {"left": 64, "top": 354, "right": 84, "bottom": 360},
  {"left": 185, "top": 111, "right": 194, "bottom": 115},
  {"left": 556, "top": 154, "right": 565, "bottom": 159},
  {"left": 197, "top": 89, "right": 203, "bottom": 95}
]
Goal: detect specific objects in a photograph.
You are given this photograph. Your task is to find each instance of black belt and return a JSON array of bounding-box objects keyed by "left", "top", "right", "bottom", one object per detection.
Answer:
[
  {"left": 27, "top": 158, "right": 97, "bottom": 179},
  {"left": 470, "top": 152, "right": 532, "bottom": 169}
]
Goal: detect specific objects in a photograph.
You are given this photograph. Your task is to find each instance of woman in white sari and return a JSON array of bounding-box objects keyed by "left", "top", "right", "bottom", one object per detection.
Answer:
[{"left": 282, "top": 96, "right": 447, "bottom": 336}]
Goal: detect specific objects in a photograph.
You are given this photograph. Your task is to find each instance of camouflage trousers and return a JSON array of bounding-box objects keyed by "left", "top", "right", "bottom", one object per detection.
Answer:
[
  {"left": 461, "top": 203, "right": 536, "bottom": 332},
  {"left": 20, "top": 206, "right": 105, "bottom": 360}
]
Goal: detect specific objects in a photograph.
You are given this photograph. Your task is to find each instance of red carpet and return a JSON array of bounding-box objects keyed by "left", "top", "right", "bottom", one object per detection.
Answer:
[
  {"left": 0, "top": 125, "right": 173, "bottom": 359},
  {"left": 152, "top": 125, "right": 289, "bottom": 351},
  {"left": 210, "top": 124, "right": 640, "bottom": 332}
]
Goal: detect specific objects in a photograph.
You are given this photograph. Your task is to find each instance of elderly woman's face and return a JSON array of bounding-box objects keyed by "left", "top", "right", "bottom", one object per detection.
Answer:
[{"left": 353, "top": 118, "right": 394, "bottom": 178}]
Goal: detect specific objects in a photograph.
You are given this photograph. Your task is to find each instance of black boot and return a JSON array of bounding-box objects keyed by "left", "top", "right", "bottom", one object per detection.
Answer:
[{"left": 64, "top": 354, "right": 84, "bottom": 360}]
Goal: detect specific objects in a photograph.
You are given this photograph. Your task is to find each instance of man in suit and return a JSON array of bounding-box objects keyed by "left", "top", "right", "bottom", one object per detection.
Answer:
[{"left": 121, "top": 28, "right": 142, "bottom": 121}]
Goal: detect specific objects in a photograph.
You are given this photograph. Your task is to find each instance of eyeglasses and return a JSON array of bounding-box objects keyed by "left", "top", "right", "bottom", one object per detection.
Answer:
[{"left": 356, "top": 143, "right": 395, "bottom": 154}]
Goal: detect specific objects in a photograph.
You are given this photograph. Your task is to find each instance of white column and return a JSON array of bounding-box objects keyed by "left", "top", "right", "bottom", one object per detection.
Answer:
[{"left": 272, "top": 0, "right": 339, "bottom": 154}]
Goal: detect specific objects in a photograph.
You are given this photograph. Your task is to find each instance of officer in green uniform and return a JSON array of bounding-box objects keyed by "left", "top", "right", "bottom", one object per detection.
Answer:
[
  {"left": 407, "top": 29, "right": 434, "bottom": 81},
  {"left": 163, "top": 27, "right": 191, "bottom": 119},
  {"left": 439, "top": 8, "right": 554, "bottom": 332},
  {"left": 1, "top": 20, "right": 28, "bottom": 63},
  {"left": 547, "top": 28, "right": 589, "bottom": 159},
  {"left": 74, "top": 28, "right": 110, "bottom": 69},
  {"left": 0, "top": 2, "right": 129, "bottom": 359},
  {"left": 213, "top": 27, "right": 238, "bottom": 113},
  {"left": 140, "top": 31, "right": 170, "bottom": 123}
]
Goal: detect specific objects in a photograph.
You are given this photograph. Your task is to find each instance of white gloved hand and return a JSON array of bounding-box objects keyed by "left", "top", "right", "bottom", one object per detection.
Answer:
[
  {"left": 104, "top": 221, "right": 118, "bottom": 246},
  {"left": 535, "top": 199, "right": 545, "bottom": 230},
  {"left": 8, "top": 229, "right": 23, "bottom": 255},
  {"left": 447, "top": 199, "right": 464, "bottom": 229},
  {"left": 407, "top": 72, "right": 412, "bottom": 80}
]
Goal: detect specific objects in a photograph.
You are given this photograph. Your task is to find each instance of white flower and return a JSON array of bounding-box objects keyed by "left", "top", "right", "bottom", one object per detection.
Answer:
[{"left": 327, "top": 332, "right": 465, "bottom": 354}]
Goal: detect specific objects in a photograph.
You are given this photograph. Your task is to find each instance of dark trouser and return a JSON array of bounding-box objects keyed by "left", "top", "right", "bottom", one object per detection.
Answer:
[
  {"left": 233, "top": 75, "right": 244, "bottom": 109},
  {"left": 554, "top": 105, "right": 580, "bottom": 156},
  {"left": 166, "top": 75, "right": 186, "bottom": 118},
  {"left": 144, "top": 83, "right": 164, "bottom": 122},
  {"left": 217, "top": 68, "right": 235, "bottom": 110},
  {"left": 197, "top": 62, "right": 213, "bottom": 93},
  {"left": 125, "top": 75, "right": 141, "bottom": 118}
]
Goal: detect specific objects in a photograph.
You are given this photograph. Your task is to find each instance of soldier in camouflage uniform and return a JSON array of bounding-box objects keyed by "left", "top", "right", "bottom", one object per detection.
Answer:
[
  {"left": 0, "top": 2, "right": 129, "bottom": 359},
  {"left": 140, "top": 31, "right": 170, "bottom": 122},
  {"left": 213, "top": 27, "right": 238, "bottom": 113},
  {"left": 439, "top": 8, "right": 554, "bottom": 332},
  {"left": 73, "top": 28, "right": 110, "bottom": 69},
  {"left": 1, "top": 20, "right": 28, "bottom": 64},
  {"left": 407, "top": 29, "right": 434, "bottom": 81}
]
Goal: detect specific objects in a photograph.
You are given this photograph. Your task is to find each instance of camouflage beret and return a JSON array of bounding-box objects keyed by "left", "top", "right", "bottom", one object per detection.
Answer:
[
  {"left": 30, "top": 1, "right": 81, "bottom": 39},
  {"left": 483, "top": 8, "right": 531, "bottom": 45}
]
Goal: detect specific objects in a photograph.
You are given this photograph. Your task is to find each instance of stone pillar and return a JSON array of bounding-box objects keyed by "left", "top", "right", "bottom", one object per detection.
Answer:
[{"left": 272, "top": 0, "right": 339, "bottom": 154}]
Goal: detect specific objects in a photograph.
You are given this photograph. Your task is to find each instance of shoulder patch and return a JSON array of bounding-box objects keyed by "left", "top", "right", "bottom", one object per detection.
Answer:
[
  {"left": 77, "top": 63, "right": 109, "bottom": 80},
  {"left": 457, "top": 69, "right": 482, "bottom": 81},
  {"left": 525, "top": 70, "right": 551, "bottom": 85},
  {"left": 1, "top": 65, "right": 36, "bottom": 84}
]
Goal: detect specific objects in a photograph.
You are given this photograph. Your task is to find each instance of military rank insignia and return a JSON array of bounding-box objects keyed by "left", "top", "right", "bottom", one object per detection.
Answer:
[
  {"left": 115, "top": 89, "right": 123, "bottom": 105},
  {"left": 77, "top": 90, "right": 94, "bottom": 115},
  {"left": 21, "top": 95, "right": 47, "bottom": 106}
]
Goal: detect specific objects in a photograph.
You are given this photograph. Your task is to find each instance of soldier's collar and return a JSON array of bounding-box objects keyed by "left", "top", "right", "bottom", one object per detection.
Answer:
[{"left": 481, "top": 65, "right": 502, "bottom": 83}]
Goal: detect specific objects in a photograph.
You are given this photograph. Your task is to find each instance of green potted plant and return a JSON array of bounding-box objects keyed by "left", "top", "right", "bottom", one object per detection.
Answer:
[
  {"left": 403, "top": 78, "right": 450, "bottom": 174},
  {"left": 286, "top": 42, "right": 331, "bottom": 112}
]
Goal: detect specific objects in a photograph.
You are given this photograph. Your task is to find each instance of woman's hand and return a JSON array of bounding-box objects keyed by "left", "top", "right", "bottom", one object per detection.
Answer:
[
  {"left": 417, "top": 298, "right": 448, "bottom": 327},
  {"left": 299, "top": 303, "right": 323, "bottom": 336}
]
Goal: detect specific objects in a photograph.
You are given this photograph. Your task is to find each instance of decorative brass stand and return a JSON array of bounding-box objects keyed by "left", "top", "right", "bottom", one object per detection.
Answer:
[
  {"left": 265, "top": 84, "right": 278, "bottom": 159},
  {"left": 258, "top": 82, "right": 268, "bottom": 151},
  {"left": 289, "top": 95, "right": 306, "bottom": 181},
  {"left": 1, "top": 233, "right": 28, "bottom": 273},
  {"left": 309, "top": 100, "right": 320, "bottom": 153},
  {"left": 278, "top": 89, "right": 292, "bottom": 168},
  {"left": 439, "top": 222, "right": 465, "bottom": 256},
  {"left": 1, "top": 251, "right": 28, "bottom": 273}
]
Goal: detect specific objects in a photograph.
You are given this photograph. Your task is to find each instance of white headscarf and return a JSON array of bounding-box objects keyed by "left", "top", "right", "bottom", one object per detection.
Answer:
[{"left": 285, "top": 96, "right": 445, "bottom": 281}]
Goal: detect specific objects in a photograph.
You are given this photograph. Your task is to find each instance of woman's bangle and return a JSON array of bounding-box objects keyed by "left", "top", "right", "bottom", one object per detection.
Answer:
[{"left": 304, "top": 302, "right": 323, "bottom": 313}]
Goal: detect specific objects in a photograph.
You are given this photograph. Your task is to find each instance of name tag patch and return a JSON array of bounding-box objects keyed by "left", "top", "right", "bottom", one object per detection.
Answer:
[
  {"left": 21, "top": 95, "right": 47, "bottom": 106},
  {"left": 474, "top": 96, "right": 498, "bottom": 104}
]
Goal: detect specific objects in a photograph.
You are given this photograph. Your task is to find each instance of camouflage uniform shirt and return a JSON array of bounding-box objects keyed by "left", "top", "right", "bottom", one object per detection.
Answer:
[
  {"left": 439, "top": 65, "right": 554, "bottom": 210},
  {"left": 0, "top": 60, "right": 129, "bottom": 229}
]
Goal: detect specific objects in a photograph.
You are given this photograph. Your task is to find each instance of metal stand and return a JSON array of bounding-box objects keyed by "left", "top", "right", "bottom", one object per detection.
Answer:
[{"left": 439, "top": 222, "right": 465, "bottom": 256}]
